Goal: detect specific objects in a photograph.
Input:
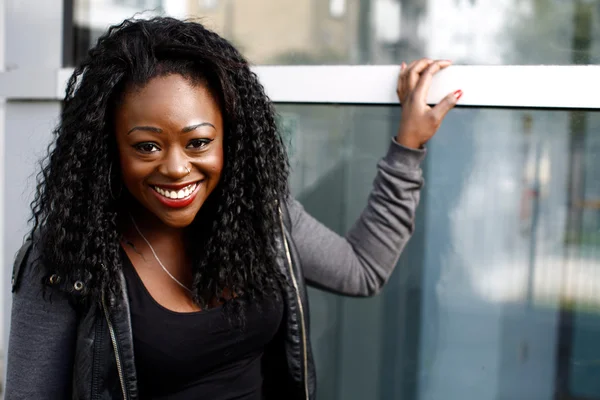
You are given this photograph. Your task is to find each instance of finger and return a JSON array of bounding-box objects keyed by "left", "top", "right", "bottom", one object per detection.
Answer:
[
  {"left": 397, "top": 64, "right": 404, "bottom": 102},
  {"left": 399, "top": 65, "right": 411, "bottom": 102},
  {"left": 398, "top": 62, "right": 407, "bottom": 87},
  {"left": 406, "top": 58, "right": 426, "bottom": 71},
  {"left": 431, "top": 90, "right": 462, "bottom": 121},
  {"left": 402, "top": 59, "right": 425, "bottom": 93},
  {"left": 407, "top": 59, "right": 434, "bottom": 93},
  {"left": 397, "top": 63, "right": 406, "bottom": 98},
  {"left": 413, "top": 60, "right": 452, "bottom": 103}
]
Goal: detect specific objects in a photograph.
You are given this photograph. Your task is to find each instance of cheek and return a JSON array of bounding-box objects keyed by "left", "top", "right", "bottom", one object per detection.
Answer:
[
  {"left": 212, "top": 147, "right": 224, "bottom": 176},
  {"left": 200, "top": 146, "right": 224, "bottom": 179},
  {"left": 118, "top": 151, "right": 153, "bottom": 188}
]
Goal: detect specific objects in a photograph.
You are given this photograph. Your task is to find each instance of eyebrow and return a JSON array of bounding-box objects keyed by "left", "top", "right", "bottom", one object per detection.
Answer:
[{"left": 127, "top": 122, "right": 216, "bottom": 135}]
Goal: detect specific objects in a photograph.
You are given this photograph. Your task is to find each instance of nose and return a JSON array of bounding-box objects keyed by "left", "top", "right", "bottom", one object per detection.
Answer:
[{"left": 158, "top": 147, "right": 190, "bottom": 180}]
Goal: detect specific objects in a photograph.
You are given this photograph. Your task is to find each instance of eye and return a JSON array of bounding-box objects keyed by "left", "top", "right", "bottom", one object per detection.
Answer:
[
  {"left": 187, "top": 138, "right": 212, "bottom": 150},
  {"left": 133, "top": 142, "right": 160, "bottom": 154}
]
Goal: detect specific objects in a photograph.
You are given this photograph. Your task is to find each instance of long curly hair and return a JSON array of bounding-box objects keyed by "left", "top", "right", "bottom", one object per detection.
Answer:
[{"left": 29, "top": 17, "right": 289, "bottom": 312}]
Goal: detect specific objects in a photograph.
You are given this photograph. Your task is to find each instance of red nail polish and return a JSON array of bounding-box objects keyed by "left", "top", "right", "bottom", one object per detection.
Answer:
[{"left": 454, "top": 90, "right": 463, "bottom": 100}]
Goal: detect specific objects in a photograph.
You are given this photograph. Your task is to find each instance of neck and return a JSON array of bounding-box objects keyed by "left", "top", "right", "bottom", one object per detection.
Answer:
[
  {"left": 118, "top": 199, "right": 188, "bottom": 253},
  {"left": 118, "top": 199, "right": 194, "bottom": 292}
]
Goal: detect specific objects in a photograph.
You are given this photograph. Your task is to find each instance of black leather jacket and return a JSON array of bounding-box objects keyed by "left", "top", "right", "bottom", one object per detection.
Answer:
[{"left": 11, "top": 206, "right": 316, "bottom": 400}]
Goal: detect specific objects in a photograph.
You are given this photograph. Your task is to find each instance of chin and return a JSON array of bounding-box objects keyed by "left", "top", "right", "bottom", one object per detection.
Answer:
[
  {"left": 162, "top": 218, "right": 195, "bottom": 229},
  {"left": 157, "top": 209, "right": 201, "bottom": 228}
]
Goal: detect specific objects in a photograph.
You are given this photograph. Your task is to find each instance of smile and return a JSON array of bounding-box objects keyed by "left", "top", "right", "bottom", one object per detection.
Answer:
[{"left": 152, "top": 182, "right": 198, "bottom": 200}]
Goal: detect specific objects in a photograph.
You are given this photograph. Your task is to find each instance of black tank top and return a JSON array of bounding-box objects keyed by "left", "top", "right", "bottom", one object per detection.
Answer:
[{"left": 121, "top": 251, "right": 284, "bottom": 399}]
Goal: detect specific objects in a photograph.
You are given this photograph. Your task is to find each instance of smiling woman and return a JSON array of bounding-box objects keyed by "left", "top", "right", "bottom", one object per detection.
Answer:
[{"left": 5, "top": 16, "right": 458, "bottom": 400}]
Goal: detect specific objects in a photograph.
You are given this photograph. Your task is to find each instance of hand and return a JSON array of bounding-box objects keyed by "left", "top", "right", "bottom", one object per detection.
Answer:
[{"left": 396, "top": 59, "right": 462, "bottom": 149}]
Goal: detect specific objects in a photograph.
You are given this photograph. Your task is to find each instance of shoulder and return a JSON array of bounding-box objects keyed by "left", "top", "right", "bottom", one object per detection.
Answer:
[
  {"left": 11, "top": 238, "right": 94, "bottom": 310},
  {"left": 281, "top": 195, "right": 307, "bottom": 232},
  {"left": 11, "top": 238, "right": 59, "bottom": 301},
  {"left": 11, "top": 239, "right": 34, "bottom": 294},
  {"left": 280, "top": 197, "right": 293, "bottom": 233},
  {"left": 11, "top": 237, "right": 59, "bottom": 293}
]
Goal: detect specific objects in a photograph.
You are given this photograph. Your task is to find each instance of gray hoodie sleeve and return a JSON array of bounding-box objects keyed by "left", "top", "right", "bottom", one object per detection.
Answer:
[
  {"left": 287, "top": 139, "right": 425, "bottom": 297},
  {"left": 5, "top": 249, "right": 77, "bottom": 399}
]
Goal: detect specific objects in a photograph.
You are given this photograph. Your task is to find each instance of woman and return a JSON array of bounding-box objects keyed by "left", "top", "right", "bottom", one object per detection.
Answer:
[{"left": 6, "top": 17, "right": 460, "bottom": 400}]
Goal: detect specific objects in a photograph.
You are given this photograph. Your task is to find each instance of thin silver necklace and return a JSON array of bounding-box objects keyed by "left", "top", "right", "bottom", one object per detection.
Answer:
[{"left": 128, "top": 214, "right": 192, "bottom": 293}]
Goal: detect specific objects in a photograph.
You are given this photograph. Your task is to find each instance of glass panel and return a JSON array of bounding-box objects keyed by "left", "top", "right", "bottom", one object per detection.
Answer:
[
  {"left": 68, "top": 0, "right": 600, "bottom": 66},
  {"left": 277, "top": 103, "right": 600, "bottom": 399}
]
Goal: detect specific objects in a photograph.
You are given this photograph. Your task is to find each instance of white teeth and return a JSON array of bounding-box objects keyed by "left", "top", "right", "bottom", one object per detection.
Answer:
[{"left": 152, "top": 183, "right": 197, "bottom": 200}]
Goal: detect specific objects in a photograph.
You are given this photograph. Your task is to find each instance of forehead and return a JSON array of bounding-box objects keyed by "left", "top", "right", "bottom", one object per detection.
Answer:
[{"left": 115, "top": 74, "right": 222, "bottom": 125}]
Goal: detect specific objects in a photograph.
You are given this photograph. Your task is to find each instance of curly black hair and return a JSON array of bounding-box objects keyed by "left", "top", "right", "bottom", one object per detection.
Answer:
[{"left": 29, "top": 17, "right": 289, "bottom": 312}]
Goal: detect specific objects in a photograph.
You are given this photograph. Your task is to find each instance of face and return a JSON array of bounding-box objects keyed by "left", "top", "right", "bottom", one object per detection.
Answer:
[{"left": 114, "top": 74, "right": 224, "bottom": 228}]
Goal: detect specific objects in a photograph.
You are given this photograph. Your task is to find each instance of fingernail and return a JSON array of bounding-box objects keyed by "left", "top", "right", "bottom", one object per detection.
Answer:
[
  {"left": 454, "top": 90, "right": 463, "bottom": 100},
  {"left": 401, "top": 62, "right": 406, "bottom": 70}
]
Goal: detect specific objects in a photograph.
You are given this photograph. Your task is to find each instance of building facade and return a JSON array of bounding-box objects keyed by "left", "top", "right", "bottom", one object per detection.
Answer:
[{"left": 1, "top": 0, "right": 600, "bottom": 399}]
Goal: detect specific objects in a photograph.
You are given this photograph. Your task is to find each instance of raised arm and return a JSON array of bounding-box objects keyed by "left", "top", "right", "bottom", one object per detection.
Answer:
[
  {"left": 5, "top": 242, "right": 77, "bottom": 399},
  {"left": 288, "top": 59, "right": 461, "bottom": 296}
]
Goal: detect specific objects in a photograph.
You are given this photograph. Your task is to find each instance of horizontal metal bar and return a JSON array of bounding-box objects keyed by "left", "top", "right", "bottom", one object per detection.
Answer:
[
  {"left": 253, "top": 65, "right": 600, "bottom": 109},
  {"left": 2, "top": 65, "right": 600, "bottom": 109}
]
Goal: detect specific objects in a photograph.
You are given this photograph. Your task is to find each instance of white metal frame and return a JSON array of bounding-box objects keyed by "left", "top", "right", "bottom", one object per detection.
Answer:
[{"left": 2, "top": 65, "right": 600, "bottom": 108}]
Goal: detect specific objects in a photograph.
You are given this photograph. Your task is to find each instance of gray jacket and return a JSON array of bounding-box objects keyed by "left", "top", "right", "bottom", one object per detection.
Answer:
[{"left": 6, "top": 139, "right": 425, "bottom": 399}]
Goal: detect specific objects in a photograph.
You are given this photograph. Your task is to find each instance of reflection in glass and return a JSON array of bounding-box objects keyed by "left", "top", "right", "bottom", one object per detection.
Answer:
[
  {"left": 276, "top": 104, "right": 600, "bottom": 399},
  {"left": 68, "top": 0, "right": 600, "bottom": 66}
]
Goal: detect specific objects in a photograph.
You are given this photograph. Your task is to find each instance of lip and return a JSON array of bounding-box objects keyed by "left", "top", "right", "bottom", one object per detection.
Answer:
[{"left": 149, "top": 181, "right": 202, "bottom": 209}]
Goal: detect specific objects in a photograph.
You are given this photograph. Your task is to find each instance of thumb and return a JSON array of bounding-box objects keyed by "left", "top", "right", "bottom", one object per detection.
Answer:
[{"left": 432, "top": 89, "right": 462, "bottom": 121}]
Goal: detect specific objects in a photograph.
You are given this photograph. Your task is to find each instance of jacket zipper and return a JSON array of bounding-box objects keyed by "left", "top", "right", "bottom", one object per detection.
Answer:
[
  {"left": 279, "top": 208, "right": 309, "bottom": 400},
  {"left": 102, "top": 292, "right": 129, "bottom": 400}
]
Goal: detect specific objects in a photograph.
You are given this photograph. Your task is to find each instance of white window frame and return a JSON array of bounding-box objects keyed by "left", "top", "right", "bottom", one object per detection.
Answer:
[{"left": 1, "top": 65, "right": 600, "bottom": 109}]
